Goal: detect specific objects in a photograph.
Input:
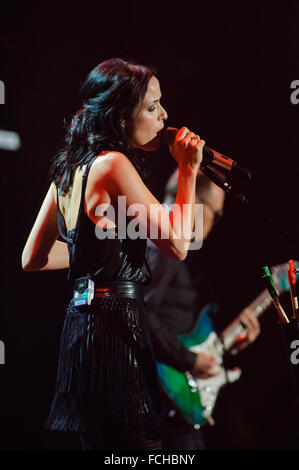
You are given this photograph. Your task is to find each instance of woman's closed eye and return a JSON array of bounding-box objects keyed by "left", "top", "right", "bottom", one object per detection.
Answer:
[{"left": 148, "top": 98, "right": 163, "bottom": 112}]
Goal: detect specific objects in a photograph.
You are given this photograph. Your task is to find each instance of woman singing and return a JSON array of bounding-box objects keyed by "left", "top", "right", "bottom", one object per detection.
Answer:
[{"left": 21, "top": 58, "right": 204, "bottom": 449}]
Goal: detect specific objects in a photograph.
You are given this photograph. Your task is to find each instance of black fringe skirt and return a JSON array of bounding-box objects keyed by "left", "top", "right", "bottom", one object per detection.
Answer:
[{"left": 44, "top": 296, "right": 162, "bottom": 437}]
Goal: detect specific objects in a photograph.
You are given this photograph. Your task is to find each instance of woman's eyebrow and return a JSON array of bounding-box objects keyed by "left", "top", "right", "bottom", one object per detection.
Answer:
[{"left": 148, "top": 96, "right": 162, "bottom": 104}]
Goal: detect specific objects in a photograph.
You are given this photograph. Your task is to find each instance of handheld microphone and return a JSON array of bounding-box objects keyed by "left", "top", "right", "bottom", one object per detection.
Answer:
[
  {"left": 262, "top": 266, "right": 290, "bottom": 324},
  {"left": 288, "top": 260, "right": 299, "bottom": 320},
  {"left": 161, "top": 126, "right": 252, "bottom": 179}
]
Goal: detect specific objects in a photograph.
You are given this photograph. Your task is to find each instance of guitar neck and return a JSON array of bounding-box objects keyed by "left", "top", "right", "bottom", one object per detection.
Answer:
[
  {"left": 247, "top": 288, "right": 275, "bottom": 319},
  {"left": 219, "top": 261, "right": 298, "bottom": 351},
  {"left": 220, "top": 287, "right": 280, "bottom": 351}
]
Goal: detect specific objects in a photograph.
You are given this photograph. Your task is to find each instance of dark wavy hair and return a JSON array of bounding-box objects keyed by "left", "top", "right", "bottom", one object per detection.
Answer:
[{"left": 49, "top": 58, "right": 156, "bottom": 194}]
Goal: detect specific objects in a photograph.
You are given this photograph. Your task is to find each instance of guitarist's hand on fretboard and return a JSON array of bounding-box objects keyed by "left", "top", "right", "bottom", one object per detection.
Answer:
[
  {"left": 231, "top": 307, "right": 261, "bottom": 353},
  {"left": 189, "top": 352, "right": 221, "bottom": 379}
]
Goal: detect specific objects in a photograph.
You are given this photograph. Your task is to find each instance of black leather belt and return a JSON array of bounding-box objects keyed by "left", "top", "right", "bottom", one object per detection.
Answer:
[{"left": 94, "top": 281, "right": 144, "bottom": 300}]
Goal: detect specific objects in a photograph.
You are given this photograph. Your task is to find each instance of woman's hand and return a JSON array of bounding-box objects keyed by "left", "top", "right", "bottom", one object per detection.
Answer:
[{"left": 169, "top": 126, "right": 205, "bottom": 169}]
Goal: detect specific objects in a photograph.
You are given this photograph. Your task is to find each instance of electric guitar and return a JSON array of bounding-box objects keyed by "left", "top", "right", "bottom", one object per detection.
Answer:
[{"left": 156, "top": 262, "right": 298, "bottom": 427}]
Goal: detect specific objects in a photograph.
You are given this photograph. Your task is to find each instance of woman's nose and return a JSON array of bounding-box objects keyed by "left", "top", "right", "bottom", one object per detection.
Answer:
[{"left": 160, "top": 104, "right": 168, "bottom": 121}]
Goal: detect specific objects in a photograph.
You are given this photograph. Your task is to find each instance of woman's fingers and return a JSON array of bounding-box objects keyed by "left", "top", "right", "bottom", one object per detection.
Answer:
[
  {"left": 170, "top": 126, "right": 205, "bottom": 167},
  {"left": 175, "top": 126, "right": 190, "bottom": 142}
]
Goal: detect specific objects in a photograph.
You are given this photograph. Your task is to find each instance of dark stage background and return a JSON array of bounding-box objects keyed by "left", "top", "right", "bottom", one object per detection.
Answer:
[{"left": 0, "top": 0, "right": 299, "bottom": 450}]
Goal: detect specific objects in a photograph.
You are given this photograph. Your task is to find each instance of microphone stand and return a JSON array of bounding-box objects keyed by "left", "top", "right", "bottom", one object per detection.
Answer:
[
  {"left": 200, "top": 164, "right": 299, "bottom": 254},
  {"left": 200, "top": 164, "right": 299, "bottom": 394}
]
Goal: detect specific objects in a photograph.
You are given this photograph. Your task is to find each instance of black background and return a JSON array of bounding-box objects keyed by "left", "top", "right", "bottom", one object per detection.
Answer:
[{"left": 0, "top": 0, "right": 299, "bottom": 450}]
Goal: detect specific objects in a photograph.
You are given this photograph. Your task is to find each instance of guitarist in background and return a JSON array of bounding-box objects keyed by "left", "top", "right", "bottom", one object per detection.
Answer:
[{"left": 145, "top": 169, "right": 261, "bottom": 450}]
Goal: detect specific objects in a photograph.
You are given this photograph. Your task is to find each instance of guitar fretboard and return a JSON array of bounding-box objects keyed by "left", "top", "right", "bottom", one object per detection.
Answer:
[{"left": 220, "top": 283, "right": 285, "bottom": 351}]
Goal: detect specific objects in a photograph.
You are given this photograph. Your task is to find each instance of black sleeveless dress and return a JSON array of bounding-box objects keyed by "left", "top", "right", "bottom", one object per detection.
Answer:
[{"left": 44, "top": 157, "right": 162, "bottom": 444}]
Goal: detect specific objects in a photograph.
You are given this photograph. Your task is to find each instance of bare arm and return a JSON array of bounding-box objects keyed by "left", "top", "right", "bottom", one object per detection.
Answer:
[
  {"left": 90, "top": 127, "right": 204, "bottom": 260},
  {"left": 22, "top": 183, "right": 69, "bottom": 271},
  {"left": 38, "top": 240, "right": 69, "bottom": 271},
  {"left": 22, "top": 128, "right": 203, "bottom": 271}
]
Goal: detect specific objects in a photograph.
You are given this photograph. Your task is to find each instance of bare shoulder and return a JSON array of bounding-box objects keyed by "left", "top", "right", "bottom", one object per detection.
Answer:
[
  {"left": 89, "top": 151, "right": 138, "bottom": 188},
  {"left": 91, "top": 151, "right": 134, "bottom": 175},
  {"left": 50, "top": 181, "right": 58, "bottom": 204}
]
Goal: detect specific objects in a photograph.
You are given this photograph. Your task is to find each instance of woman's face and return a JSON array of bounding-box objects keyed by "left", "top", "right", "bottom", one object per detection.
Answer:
[{"left": 128, "top": 75, "right": 168, "bottom": 151}]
